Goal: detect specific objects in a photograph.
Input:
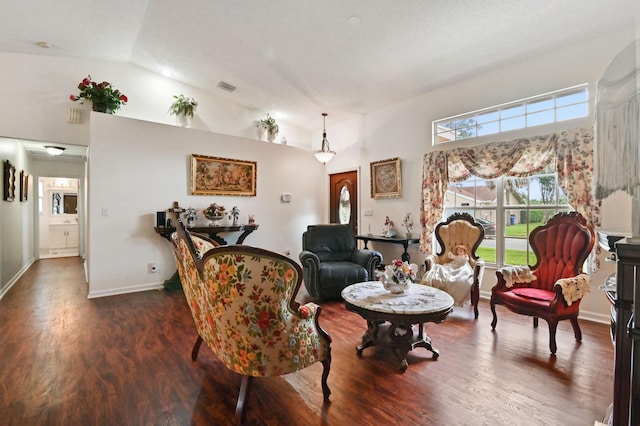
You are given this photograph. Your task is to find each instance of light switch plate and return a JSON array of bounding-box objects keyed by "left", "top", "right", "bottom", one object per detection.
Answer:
[{"left": 281, "top": 193, "right": 292, "bottom": 203}]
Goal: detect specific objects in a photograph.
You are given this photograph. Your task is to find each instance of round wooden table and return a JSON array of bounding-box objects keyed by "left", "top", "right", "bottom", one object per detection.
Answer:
[{"left": 341, "top": 281, "right": 454, "bottom": 371}]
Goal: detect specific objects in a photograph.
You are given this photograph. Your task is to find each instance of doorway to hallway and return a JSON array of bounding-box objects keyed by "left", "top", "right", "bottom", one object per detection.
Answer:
[{"left": 38, "top": 176, "right": 80, "bottom": 259}]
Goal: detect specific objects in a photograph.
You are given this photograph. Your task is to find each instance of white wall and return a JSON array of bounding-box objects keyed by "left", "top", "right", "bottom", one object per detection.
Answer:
[
  {"left": 0, "top": 138, "right": 34, "bottom": 296},
  {"left": 0, "top": 51, "right": 316, "bottom": 298},
  {"left": 86, "top": 113, "right": 326, "bottom": 297},
  {"left": 0, "top": 52, "right": 311, "bottom": 148}
]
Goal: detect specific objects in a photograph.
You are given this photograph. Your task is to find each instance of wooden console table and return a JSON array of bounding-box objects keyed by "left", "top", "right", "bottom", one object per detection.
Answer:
[
  {"left": 355, "top": 234, "right": 420, "bottom": 262},
  {"left": 154, "top": 224, "right": 258, "bottom": 246}
]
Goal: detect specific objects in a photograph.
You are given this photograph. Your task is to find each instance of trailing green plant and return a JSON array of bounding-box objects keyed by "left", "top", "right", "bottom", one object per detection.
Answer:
[
  {"left": 69, "top": 75, "right": 128, "bottom": 114},
  {"left": 169, "top": 94, "right": 198, "bottom": 118},
  {"left": 260, "top": 113, "right": 279, "bottom": 135}
]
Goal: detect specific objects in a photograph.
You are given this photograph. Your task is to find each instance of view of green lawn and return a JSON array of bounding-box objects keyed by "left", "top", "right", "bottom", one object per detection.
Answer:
[
  {"left": 477, "top": 247, "right": 535, "bottom": 266},
  {"left": 505, "top": 222, "right": 543, "bottom": 237},
  {"left": 464, "top": 222, "right": 543, "bottom": 266}
]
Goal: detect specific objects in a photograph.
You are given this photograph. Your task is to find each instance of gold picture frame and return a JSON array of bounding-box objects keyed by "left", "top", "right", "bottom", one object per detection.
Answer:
[
  {"left": 370, "top": 157, "right": 401, "bottom": 199},
  {"left": 4, "top": 160, "right": 16, "bottom": 202},
  {"left": 191, "top": 154, "right": 257, "bottom": 196},
  {"left": 20, "top": 170, "right": 29, "bottom": 202}
]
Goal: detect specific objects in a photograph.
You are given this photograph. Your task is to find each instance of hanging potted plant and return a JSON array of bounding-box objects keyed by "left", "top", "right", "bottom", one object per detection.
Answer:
[
  {"left": 169, "top": 94, "right": 198, "bottom": 127},
  {"left": 260, "top": 113, "right": 279, "bottom": 142},
  {"left": 69, "top": 75, "right": 128, "bottom": 114}
]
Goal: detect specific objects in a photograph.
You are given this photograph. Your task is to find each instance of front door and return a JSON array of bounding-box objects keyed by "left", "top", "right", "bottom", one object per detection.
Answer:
[{"left": 329, "top": 170, "right": 358, "bottom": 234}]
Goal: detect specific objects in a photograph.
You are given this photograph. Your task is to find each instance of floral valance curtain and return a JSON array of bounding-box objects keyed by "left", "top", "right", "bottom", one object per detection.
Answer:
[{"left": 420, "top": 128, "right": 600, "bottom": 262}]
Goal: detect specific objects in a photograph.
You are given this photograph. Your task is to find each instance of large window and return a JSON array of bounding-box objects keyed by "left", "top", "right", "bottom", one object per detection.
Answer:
[
  {"left": 434, "top": 84, "right": 588, "bottom": 145},
  {"left": 443, "top": 164, "right": 570, "bottom": 267}
]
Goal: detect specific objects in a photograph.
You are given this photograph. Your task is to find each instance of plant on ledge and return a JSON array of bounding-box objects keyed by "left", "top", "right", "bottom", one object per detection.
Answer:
[
  {"left": 69, "top": 75, "right": 128, "bottom": 114},
  {"left": 260, "top": 113, "right": 279, "bottom": 138},
  {"left": 169, "top": 94, "right": 198, "bottom": 118}
]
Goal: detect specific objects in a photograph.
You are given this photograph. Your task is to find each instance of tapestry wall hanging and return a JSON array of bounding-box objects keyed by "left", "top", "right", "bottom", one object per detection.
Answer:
[{"left": 190, "top": 154, "right": 257, "bottom": 196}]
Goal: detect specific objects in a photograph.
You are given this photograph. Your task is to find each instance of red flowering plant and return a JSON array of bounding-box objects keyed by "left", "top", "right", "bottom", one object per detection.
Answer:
[{"left": 69, "top": 75, "right": 128, "bottom": 114}]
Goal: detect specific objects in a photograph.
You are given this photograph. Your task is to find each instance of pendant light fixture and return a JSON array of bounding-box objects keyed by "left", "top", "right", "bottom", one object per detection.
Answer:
[{"left": 314, "top": 113, "right": 336, "bottom": 163}]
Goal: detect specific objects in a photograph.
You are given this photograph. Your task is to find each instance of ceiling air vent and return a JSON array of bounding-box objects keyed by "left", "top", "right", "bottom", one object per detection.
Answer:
[{"left": 216, "top": 81, "right": 237, "bottom": 93}]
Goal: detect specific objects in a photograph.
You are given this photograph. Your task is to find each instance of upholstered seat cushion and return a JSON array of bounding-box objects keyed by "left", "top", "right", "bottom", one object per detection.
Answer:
[
  {"left": 512, "top": 288, "right": 555, "bottom": 302},
  {"left": 318, "top": 261, "right": 368, "bottom": 295},
  {"left": 497, "top": 288, "right": 580, "bottom": 316}
]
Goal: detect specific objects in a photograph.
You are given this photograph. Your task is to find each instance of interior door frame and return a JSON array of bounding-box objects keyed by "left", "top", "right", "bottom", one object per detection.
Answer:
[{"left": 329, "top": 168, "right": 360, "bottom": 235}]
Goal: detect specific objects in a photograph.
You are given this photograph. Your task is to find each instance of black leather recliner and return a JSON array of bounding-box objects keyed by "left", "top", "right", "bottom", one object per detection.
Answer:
[{"left": 299, "top": 224, "right": 383, "bottom": 300}]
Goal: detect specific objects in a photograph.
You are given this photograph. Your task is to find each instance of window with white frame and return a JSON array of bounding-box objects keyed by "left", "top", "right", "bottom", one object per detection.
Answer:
[
  {"left": 443, "top": 163, "right": 570, "bottom": 267},
  {"left": 433, "top": 84, "right": 588, "bottom": 145}
]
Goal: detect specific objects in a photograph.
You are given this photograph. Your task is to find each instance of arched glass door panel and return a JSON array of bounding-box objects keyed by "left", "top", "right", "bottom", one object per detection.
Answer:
[{"left": 338, "top": 185, "right": 351, "bottom": 224}]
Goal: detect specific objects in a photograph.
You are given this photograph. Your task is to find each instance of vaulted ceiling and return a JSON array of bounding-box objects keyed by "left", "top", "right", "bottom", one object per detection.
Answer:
[{"left": 1, "top": 1, "right": 636, "bottom": 130}]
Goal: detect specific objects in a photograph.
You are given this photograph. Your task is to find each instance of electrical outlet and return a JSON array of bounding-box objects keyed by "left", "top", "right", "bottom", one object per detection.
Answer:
[
  {"left": 363, "top": 209, "right": 373, "bottom": 216},
  {"left": 149, "top": 263, "right": 158, "bottom": 273},
  {"left": 284, "top": 249, "right": 291, "bottom": 256}
]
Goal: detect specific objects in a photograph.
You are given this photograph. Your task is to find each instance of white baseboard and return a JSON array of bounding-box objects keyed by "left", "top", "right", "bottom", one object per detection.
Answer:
[
  {"left": 0, "top": 257, "right": 36, "bottom": 300},
  {"left": 87, "top": 282, "right": 164, "bottom": 299}
]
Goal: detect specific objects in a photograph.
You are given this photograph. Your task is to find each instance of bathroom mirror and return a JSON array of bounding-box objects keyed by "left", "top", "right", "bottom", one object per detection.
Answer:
[{"left": 52, "top": 192, "right": 78, "bottom": 215}]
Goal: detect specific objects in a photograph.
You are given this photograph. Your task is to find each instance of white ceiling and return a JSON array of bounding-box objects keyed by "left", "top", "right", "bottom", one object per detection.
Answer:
[{"left": 0, "top": 0, "right": 637, "bottom": 132}]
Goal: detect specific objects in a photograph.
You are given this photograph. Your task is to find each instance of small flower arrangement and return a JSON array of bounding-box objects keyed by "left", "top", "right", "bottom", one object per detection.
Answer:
[
  {"left": 386, "top": 259, "right": 417, "bottom": 283},
  {"left": 260, "top": 113, "right": 279, "bottom": 136},
  {"left": 402, "top": 213, "right": 413, "bottom": 233},
  {"left": 203, "top": 203, "right": 225, "bottom": 218},
  {"left": 169, "top": 94, "right": 198, "bottom": 118},
  {"left": 69, "top": 75, "right": 127, "bottom": 114}
]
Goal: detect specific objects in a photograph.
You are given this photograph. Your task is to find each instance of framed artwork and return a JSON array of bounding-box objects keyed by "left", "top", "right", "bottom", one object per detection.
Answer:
[
  {"left": 370, "top": 157, "right": 401, "bottom": 199},
  {"left": 20, "top": 170, "right": 29, "bottom": 202},
  {"left": 191, "top": 154, "right": 257, "bottom": 196},
  {"left": 4, "top": 160, "right": 16, "bottom": 202}
]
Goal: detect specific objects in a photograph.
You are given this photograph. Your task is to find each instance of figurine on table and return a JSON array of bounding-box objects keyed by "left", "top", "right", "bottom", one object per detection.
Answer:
[
  {"left": 184, "top": 207, "right": 197, "bottom": 228},
  {"left": 382, "top": 216, "right": 396, "bottom": 237},
  {"left": 229, "top": 206, "right": 240, "bottom": 226}
]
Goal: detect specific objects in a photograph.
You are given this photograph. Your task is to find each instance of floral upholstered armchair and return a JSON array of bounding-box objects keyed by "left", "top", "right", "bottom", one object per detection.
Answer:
[
  {"left": 490, "top": 211, "right": 595, "bottom": 354},
  {"left": 170, "top": 219, "right": 331, "bottom": 424}
]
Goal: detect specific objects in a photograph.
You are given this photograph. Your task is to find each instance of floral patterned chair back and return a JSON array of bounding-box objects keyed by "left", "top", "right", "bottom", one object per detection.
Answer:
[{"left": 170, "top": 218, "right": 331, "bottom": 424}]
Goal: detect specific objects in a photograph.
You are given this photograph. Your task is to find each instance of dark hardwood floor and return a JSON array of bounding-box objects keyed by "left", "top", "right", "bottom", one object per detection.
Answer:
[{"left": 0, "top": 257, "right": 613, "bottom": 425}]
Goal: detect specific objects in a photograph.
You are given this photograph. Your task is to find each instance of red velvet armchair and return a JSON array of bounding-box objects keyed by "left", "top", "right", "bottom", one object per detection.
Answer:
[{"left": 490, "top": 212, "right": 595, "bottom": 354}]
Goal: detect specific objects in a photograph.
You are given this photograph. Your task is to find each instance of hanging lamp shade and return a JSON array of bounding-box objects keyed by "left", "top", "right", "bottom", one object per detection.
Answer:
[{"left": 314, "top": 113, "right": 336, "bottom": 163}]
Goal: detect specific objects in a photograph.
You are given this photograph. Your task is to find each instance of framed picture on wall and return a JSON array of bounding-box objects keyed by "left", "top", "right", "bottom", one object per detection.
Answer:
[
  {"left": 190, "top": 154, "right": 257, "bottom": 196},
  {"left": 4, "top": 160, "right": 16, "bottom": 202},
  {"left": 20, "top": 170, "right": 29, "bottom": 202},
  {"left": 370, "top": 157, "right": 401, "bottom": 199}
]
